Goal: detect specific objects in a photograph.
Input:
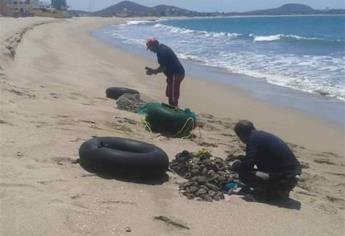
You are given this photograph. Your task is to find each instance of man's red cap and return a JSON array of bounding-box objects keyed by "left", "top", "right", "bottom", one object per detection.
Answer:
[{"left": 146, "top": 38, "right": 159, "bottom": 49}]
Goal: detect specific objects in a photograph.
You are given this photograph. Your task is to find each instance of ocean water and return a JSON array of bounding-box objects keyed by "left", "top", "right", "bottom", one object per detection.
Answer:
[{"left": 102, "top": 16, "right": 345, "bottom": 101}]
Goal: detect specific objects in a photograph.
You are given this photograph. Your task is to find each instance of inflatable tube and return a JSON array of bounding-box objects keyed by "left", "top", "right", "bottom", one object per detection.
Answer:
[
  {"left": 79, "top": 137, "right": 169, "bottom": 174},
  {"left": 105, "top": 87, "right": 139, "bottom": 100}
]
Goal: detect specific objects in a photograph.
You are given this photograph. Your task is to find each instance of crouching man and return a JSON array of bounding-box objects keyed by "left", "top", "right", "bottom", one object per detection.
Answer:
[{"left": 232, "top": 120, "right": 301, "bottom": 200}]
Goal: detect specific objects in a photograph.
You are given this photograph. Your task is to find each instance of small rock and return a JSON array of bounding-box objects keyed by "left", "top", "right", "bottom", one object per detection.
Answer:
[
  {"left": 201, "top": 167, "right": 208, "bottom": 175},
  {"left": 208, "top": 190, "right": 217, "bottom": 197},
  {"left": 195, "top": 188, "right": 208, "bottom": 197},
  {"left": 191, "top": 176, "right": 208, "bottom": 184},
  {"left": 16, "top": 152, "right": 24, "bottom": 158},
  {"left": 183, "top": 192, "right": 194, "bottom": 200},
  {"left": 185, "top": 186, "right": 199, "bottom": 193},
  {"left": 190, "top": 168, "right": 200, "bottom": 175},
  {"left": 205, "top": 183, "right": 219, "bottom": 191},
  {"left": 125, "top": 226, "right": 131, "bottom": 232},
  {"left": 216, "top": 192, "right": 225, "bottom": 200},
  {"left": 184, "top": 173, "right": 192, "bottom": 179},
  {"left": 180, "top": 181, "right": 194, "bottom": 188},
  {"left": 203, "top": 195, "right": 213, "bottom": 202}
]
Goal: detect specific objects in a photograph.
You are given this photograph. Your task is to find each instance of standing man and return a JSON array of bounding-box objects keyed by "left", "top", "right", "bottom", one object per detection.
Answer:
[
  {"left": 145, "top": 38, "right": 185, "bottom": 107},
  {"left": 232, "top": 120, "right": 301, "bottom": 200}
]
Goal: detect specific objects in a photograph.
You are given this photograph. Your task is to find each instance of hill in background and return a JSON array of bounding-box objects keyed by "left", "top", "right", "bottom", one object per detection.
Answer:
[{"left": 69, "top": 1, "right": 345, "bottom": 17}]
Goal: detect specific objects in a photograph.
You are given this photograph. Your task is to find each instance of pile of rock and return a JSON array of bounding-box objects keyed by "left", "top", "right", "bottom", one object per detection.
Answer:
[
  {"left": 116, "top": 93, "right": 144, "bottom": 113},
  {"left": 170, "top": 150, "right": 238, "bottom": 202}
]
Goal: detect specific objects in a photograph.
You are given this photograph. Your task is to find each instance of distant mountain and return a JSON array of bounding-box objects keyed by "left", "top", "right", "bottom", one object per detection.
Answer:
[
  {"left": 227, "top": 3, "right": 345, "bottom": 15},
  {"left": 93, "top": 1, "right": 151, "bottom": 17},
  {"left": 89, "top": 1, "right": 345, "bottom": 17},
  {"left": 93, "top": 1, "right": 210, "bottom": 17},
  {"left": 152, "top": 5, "right": 199, "bottom": 16},
  {"left": 248, "top": 4, "right": 315, "bottom": 15}
]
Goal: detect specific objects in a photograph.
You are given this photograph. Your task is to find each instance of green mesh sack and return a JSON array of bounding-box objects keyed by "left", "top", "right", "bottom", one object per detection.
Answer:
[
  {"left": 140, "top": 103, "right": 196, "bottom": 137},
  {"left": 137, "top": 102, "right": 162, "bottom": 115}
]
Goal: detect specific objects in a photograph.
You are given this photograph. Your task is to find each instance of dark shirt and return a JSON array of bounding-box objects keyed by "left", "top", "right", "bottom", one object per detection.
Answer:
[
  {"left": 157, "top": 44, "right": 185, "bottom": 76},
  {"left": 238, "top": 130, "right": 300, "bottom": 174}
]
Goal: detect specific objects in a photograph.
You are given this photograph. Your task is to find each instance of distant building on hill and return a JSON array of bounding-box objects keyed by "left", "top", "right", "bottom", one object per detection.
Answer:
[
  {"left": 0, "top": 1, "right": 9, "bottom": 16},
  {"left": 2, "top": 0, "right": 40, "bottom": 16},
  {"left": 38, "top": 0, "right": 51, "bottom": 9},
  {"left": 51, "top": 0, "right": 66, "bottom": 10}
]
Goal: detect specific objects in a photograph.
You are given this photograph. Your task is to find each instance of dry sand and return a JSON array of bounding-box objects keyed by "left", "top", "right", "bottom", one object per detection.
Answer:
[{"left": 0, "top": 17, "right": 344, "bottom": 236}]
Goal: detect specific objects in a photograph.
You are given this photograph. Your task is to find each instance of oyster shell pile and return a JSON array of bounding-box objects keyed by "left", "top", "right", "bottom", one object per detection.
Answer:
[{"left": 170, "top": 150, "right": 239, "bottom": 202}]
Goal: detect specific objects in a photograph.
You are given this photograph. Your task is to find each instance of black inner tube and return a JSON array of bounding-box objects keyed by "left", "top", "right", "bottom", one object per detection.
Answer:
[
  {"left": 99, "top": 139, "right": 153, "bottom": 154},
  {"left": 79, "top": 137, "right": 169, "bottom": 174}
]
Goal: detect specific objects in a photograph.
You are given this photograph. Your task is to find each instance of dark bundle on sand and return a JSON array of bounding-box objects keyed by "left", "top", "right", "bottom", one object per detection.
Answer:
[
  {"left": 170, "top": 150, "right": 238, "bottom": 202},
  {"left": 116, "top": 93, "right": 144, "bottom": 112}
]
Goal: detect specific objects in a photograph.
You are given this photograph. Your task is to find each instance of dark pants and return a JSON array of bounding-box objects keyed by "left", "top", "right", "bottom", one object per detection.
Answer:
[
  {"left": 166, "top": 74, "right": 184, "bottom": 107},
  {"left": 238, "top": 170, "right": 300, "bottom": 198}
]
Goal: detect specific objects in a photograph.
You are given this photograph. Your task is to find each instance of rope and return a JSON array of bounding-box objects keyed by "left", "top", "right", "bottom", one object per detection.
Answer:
[
  {"left": 174, "top": 117, "right": 195, "bottom": 138},
  {"left": 138, "top": 117, "right": 152, "bottom": 133}
]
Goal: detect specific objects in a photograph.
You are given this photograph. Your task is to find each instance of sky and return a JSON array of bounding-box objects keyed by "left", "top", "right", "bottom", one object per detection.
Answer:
[{"left": 66, "top": 0, "right": 345, "bottom": 12}]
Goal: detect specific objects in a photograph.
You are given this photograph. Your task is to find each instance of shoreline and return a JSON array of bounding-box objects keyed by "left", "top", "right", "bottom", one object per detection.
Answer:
[
  {"left": 1, "top": 17, "right": 344, "bottom": 236},
  {"left": 92, "top": 23, "right": 345, "bottom": 128}
]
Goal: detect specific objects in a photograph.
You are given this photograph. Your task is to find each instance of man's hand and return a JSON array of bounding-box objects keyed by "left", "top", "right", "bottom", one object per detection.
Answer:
[{"left": 145, "top": 67, "right": 155, "bottom": 76}]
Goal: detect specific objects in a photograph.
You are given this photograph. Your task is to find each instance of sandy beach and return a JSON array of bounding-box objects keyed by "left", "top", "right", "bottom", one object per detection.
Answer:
[{"left": 0, "top": 17, "right": 344, "bottom": 236}]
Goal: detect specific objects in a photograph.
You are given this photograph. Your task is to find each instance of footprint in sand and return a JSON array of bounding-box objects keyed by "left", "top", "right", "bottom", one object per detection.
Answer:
[
  {"left": 0, "top": 119, "right": 13, "bottom": 126},
  {"left": 73, "top": 119, "right": 102, "bottom": 130},
  {"left": 49, "top": 92, "right": 60, "bottom": 99},
  {"left": 30, "top": 120, "right": 49, "bottom": 128},
  {"left": 80, "top": 174, "right": 96, "bottom": 178},
  {"left": 314, "top": 158, "right": 336, "bottom": 165},
  {"left": 326, "top": 196, "right": 345, "bottom": 209},
  {"left": 16, "top": 151, "right": 24, "bottom": 158},
  {"left": 94, "top": 97, "right": 108, "bottom": 101},
  {"left": 77, "top": 119, "right": 96, "bottom": 125},
  {"left": 99, "top": 200, "right": 137, "bottom": 206},
  {"left": 68, "top": 92, "right": 89, "bottom": 101},
  {"left": 0, "top": 183, "right": 38, "bottom": 191},
  {"left": 25, "top": 164, "right": 37, "bottom": 169},
  {"left": 114, "top": 117, "right": 137, "bottom": 125},
  {"left": 81, "top": 102, "right": 94, "bottom": 106},
  {"left": 221, "top": 133, "right": 236, "bottom": 137},
  {"left": 54, "top": 115, "right": 70, "bottom": 118},
  {"left": 198, "top": 142, "right": 218, "bottom": 148},
  {"left": 316, "top": 151, "right": 340, "bottom": 159},
  {"left": 0, "top": 72, "right": 6, "bottom": 80},
  {"left": 70, "top": 193, "right": 87, "bottom": 200},
  {"left": 69, "top": 137, "right": 86, "bottom": 143},
  {"left": 51, "top": 156, "right": 79, "bottom": 165},
  {"left": 8, "top": 88, "right": 36, "bottom": 98},
  {"left": 326, "top": 172, "right": 345, "bottom": 177},
  {"left": 70, "top": 92, "right": 88, "bottom": 98},
  {"left": 37, "top": 179, "right": 66, "bottom": 185}
]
